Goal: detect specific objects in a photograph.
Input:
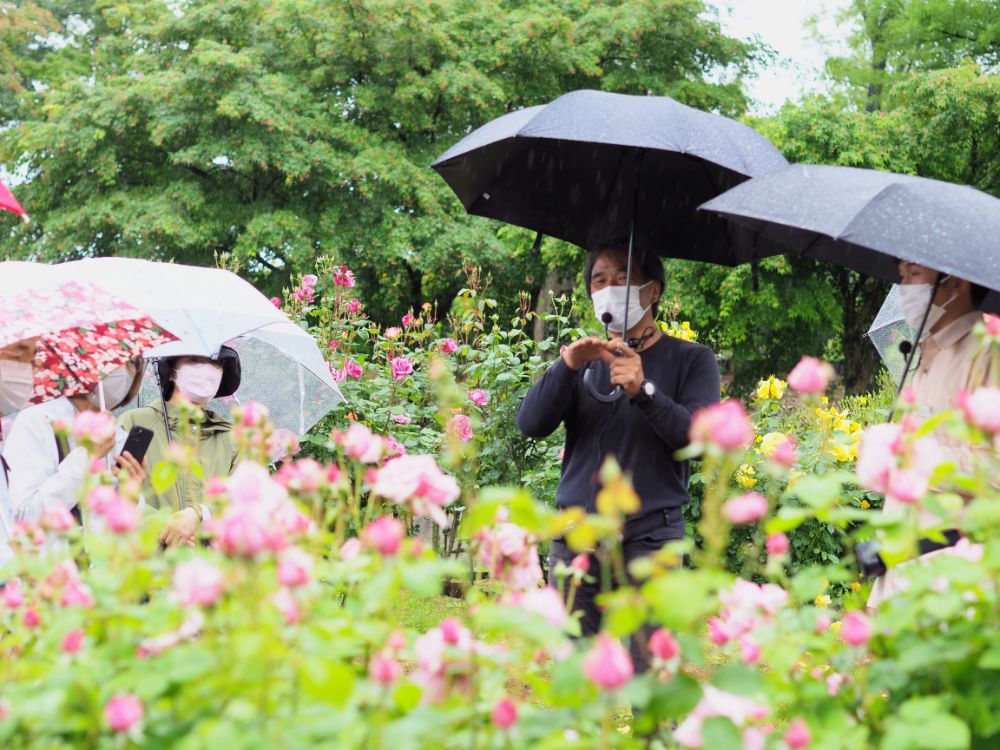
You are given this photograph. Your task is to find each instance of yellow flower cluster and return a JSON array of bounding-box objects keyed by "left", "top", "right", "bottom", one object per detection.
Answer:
[
  {"left": 659, "top": 320, "right": 698, "bottom": 342},
  {"left": 816, "top": 405, "right": 863, "bottom": 462},
  {"left": 754, "top": 375, "right": 787, "bottom": 400},
  {"left": 735, "top": 463, "right": 757, "bottom": 488},
  {"left": 756, "top": 431, "right": 788, "bottom": 458}
]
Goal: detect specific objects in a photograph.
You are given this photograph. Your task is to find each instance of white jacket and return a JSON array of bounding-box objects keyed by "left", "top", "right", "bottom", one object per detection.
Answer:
[{"left": 1, "top": 398, "right": 125, "bottom": 525}]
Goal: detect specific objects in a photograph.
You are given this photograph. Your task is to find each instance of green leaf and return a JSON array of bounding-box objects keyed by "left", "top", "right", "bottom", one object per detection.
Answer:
[
  {"left": 711, "top": 664, "right": 763, "bottom": 696},
  {"left": 150, "top": 462, "right": 178, "bottom": 494},
  {"left": 701, "top": 716, "right": 743, "bottom": 750},
  {"left": 300, "top": 661, "right": 355, "bottom": 707}
]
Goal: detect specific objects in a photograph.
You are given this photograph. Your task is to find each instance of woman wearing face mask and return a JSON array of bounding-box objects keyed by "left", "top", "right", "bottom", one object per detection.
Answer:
[
  {"left": 517, "top": 244, "right": 721, "bottom": 672},
  {"left": 118, "top": 347, "right": 241, "bottom": 547},
  {"left": 2, "top": 357, "right": 147, "bottom": 527},
  {"left": 867, "top": 260, "right": 991, "bottom": 608},
  {"left": 0, "top": 338, "right": 38, "bottom": 569}
]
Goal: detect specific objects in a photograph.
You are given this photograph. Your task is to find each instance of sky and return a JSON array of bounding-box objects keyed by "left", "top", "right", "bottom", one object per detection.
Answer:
[{"left": 714, "top": 0, "right": 855, "bottom": 114}]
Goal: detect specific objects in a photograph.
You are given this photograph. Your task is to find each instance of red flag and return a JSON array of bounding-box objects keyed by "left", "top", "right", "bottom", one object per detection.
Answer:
[{"left": 0, "top": 179, "right": 28, "bottom": 222}]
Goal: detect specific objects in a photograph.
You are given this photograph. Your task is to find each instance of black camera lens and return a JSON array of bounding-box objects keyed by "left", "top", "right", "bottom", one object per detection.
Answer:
[{"left": 855, "top": 540, "right": 886, "bottom": 580}]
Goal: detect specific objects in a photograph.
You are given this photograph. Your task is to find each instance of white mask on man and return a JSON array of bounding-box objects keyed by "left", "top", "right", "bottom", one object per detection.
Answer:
[
  {"left": 87, "top": 366, "right": 134, "bottom": 410},
  {"left": 592, "top": 281, "right": 653, "bottom": 334},
  {"left": 174, "top": 363, "right": 223, "bottom": 405},
  {"left": 0, "top": 359, "right": 35, "bottom": 415},
  {"left": 897, "top": 281, "right": 957, "bottom": 332}
]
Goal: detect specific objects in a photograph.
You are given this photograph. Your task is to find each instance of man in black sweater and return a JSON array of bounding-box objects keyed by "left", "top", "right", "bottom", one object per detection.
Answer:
[{"left": 518, "top": 245, "right": 720, "bottom": 669}]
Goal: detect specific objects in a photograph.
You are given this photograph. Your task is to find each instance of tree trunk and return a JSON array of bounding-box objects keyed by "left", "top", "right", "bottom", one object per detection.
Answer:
[
  {"left": 834, "top": 267, "right": 890, "bottom": 394},
  {"left": 532, "top": 267, "right": 575, "bottom": 341},
  {"left": 404, "top": 262, "right": 423, "bottom": 314}
]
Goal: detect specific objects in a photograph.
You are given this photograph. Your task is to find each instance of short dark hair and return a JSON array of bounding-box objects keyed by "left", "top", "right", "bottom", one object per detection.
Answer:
[
  {"left": 971, "top": 282, "right": 989, "bottom": 308},
  {"left": 584, "top": 243, "right": 665, "bottom": 318}
]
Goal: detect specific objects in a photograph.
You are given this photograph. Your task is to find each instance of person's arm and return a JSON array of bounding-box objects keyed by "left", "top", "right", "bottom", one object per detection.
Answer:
[
  {"left": 517, "top": 357, "right": 578, "bottom": 438},
  {"left": 635, "top": 346, "right": 721, "bottom": 451},
  {"left": 4, "top": 411, "right": 88, "bottom": 523}
]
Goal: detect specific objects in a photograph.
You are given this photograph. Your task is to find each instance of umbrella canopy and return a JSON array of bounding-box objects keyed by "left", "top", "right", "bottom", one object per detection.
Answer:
[
  {"left": 52, "top": 259, "right": 346, "bottom": 434},
  {"left": 867, "top": 285, "right": 917, "bottom": 385},
  {"left": 0, "top": 262, "right": 178, "bottom": 403},
  {"left": 433, "top": 89, "right": 789, "bottom": 265},
  {"left": 699, "top": 164, "right": 1000, "bottom": 304},
  {"left": 0, "top": 179, "right": 28, "bottom": 223}
]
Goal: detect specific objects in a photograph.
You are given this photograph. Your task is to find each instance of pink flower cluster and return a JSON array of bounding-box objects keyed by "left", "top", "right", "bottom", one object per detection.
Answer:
[
  {"left": 689, "top": 400, "right": 753, "bottom": 451},
  {"left": 390, "top": 356, "right": 414, "bottom": 381},
  {"left": 333, "top": 265, "right": 356, "bottom": 287},
  {"left": 440, "top": 338, "right": 458, "bottom": 353},
  {"left": 708, "top": 579, "right": 788, "bottom": 665},
  {"left": 291, "top": 274, "right": 318, "bottom": 303},
  {"left": 413, "top": 617, "right": 488, "bottom": 704},
  {"left": 856, "top": 423, "right": 942, "bottom": 504},
  {"left": 105, "top": 693, "right": 143, "bottom": 733},
  {"left": 723, "top": 492, "right": 768, "bottom": 524},
  {"left": 172, "top": 559, "right": 225, "bottom": 607},
  {"left": 467, "top": 389, "right": 488, "bottom": 407},
  {"left": 447, "top": 413, "right": 472, "bottom": 443},
  {"left": 71, "top": 410, "right": 116, "bottom": 446},
  {"left": 369, "top": 631, "right": 406, "bottom": 686},
  {"left": 210, "top": 463, "right": 312, "bottom": 557},
  {"left": 499, "top": 586, "right": 567, "bottom": 628},
  {"left": 476, "top": 514, "right": 543, "bottom": 592},
  {"left": 787, "top": 356, "right": 835, "bottom": 394},
  {"left": 582, "top": 634, "right": 633, "bottom": 690},
  {"left": 362, "top": 515, "right": 405, "bottom": 556},
  {"left": 371, "top": 454, "right": 460, "bottom": 527},
  {"left": 958, "top": 387, "right": 1000, "bottom": 438},
  {"left": 329, "top": 359, "right": 364, "bottom": 382},
  {"left": 275, "top": 457, "right": 340, "bottom": 494},
  {"left": 341, "top": 422, "right": 384, "bottom": 464},
  {"left": 674, "top": 686, "right": 769, "bottom": 749}
]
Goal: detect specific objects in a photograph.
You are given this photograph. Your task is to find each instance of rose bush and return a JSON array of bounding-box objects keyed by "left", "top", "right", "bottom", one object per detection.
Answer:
[{"left": 0, "top": 265, "right": 997, "bottom": 748}]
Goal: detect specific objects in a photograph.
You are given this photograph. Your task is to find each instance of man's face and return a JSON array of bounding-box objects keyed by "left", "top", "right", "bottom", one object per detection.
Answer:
[
  {"left": 589, "top": 251, "right": 659, "bottom": 308},
  {"left": 0, "top": 338, "right": 37, "bottom": 365},
  {"left": 897, "top": 261, "right": 963, "bottom": 307}
]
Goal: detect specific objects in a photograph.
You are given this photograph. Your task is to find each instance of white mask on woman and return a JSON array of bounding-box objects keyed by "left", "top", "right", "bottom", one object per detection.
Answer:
[
  {"left": 897, "top": 281, "right": 957, "bottom": 332},
  {"left": 87, "top": 366, "right": 134, "bottom": 410},
  {"left": 591, "top": 281, "right": 653, "bottom": 334},
  {"left": 174, "top": 363, "right": 223, "bottom": 405},
  {"left": 0, "top": 359, "right": 35, "bottom": 415}
]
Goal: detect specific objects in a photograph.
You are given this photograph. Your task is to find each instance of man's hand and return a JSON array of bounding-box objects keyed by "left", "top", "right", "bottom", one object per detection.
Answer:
[
  {"left": 160, "top": 507, "right": 199, "bottom": 548},
  {"left": 562, "top": 337, "right": 615, "bottom": 370},
  {"left": 600, "top": 341, "right": 644, "bottom": 398},
  {"left": 113, "top": 451, "right": 148, "bottom": 484}
]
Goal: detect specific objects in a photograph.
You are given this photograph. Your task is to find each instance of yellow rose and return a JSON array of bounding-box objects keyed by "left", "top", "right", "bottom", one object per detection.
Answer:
[
  {"left": 815, "top": 594, "right": 831, "bottom": 607},
  {"left": 860, "top": 499, "right": 871, "bottom": 509},
  {"left": 735, "top": 463, "right": 757, "bottom": 488}
]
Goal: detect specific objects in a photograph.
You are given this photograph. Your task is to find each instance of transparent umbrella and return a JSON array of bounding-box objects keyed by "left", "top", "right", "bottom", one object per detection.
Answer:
[{"left": 868, "top": 285, "right": 916, "bottom": 386}]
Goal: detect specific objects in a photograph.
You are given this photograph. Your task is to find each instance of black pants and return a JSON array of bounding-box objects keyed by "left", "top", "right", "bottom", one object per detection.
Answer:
[{"left": 548, "top": 507, "right": 685, "bottom": 673}]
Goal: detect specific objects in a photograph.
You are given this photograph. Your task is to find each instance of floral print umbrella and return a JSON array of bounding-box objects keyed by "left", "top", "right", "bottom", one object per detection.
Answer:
[{"left": 0, "top": 275, "right": 177, "bottom": 404}]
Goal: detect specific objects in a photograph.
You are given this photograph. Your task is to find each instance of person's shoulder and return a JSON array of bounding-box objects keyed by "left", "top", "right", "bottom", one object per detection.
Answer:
[
  {"left": 118, "top": 406, "right": 159, "bottom": 427},
  {"left": 10, "top": 398, "right": 71, "bottom": 430},
  {"left": 653, "top": 335, "right": 716, "bottom": 361}
]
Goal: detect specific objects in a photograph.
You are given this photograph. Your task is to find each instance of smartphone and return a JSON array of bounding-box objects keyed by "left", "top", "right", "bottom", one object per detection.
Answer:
[{"left": 120, "top": 425, "right": 154, "bottom": 464}]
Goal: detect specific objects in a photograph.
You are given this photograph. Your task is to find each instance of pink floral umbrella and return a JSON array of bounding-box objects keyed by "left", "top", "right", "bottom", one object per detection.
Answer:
[
  {"left": 0, "top": 179, "right": 28, "bottom": 223},
  {"left": 0, "top": 274, "right": 177, "bottom": 404}
]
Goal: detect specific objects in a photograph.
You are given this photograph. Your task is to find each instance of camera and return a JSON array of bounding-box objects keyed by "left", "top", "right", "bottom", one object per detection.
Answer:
[{"left": 854, "top": 529, "right": 962, "bottom": 580}]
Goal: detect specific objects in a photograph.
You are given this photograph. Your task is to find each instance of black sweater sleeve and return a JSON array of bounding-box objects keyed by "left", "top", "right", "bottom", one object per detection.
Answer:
[
  {"left": 634, "top": 345, "right": 721, "bottom": 450},
  {"left": 517, "top": 357, "right": 578, "bottom": 438}
]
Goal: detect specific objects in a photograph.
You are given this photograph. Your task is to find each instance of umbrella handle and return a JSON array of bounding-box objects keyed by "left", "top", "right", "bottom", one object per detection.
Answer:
[{"left": 582, "top": 364, "right": 624, "bottom": 403}]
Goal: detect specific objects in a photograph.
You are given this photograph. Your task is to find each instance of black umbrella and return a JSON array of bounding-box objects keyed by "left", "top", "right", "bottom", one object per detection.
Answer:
[
  {"left": 699, "top": 163, "right": 1000, "bottom": 396},
  {"left": 433, "top": 89, "right": 788, "bottom": 399}
]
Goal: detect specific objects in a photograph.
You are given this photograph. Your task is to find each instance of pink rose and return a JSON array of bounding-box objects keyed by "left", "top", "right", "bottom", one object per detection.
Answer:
[
  {"left": 86, "top": 485, "right": 121, "bottom": 514},
  {"left": 384, "top": 326, "right": 402, "bottom": 339},
  {"left": 723, "top": 492, "right": 768, "bottom": 524},
  {"left": 333, "top": 265, "right": 356, "bottom": 287},
  {"left": 271, "top": 588, "right": 300, "bottom": 624},
  {"left": 371, "top": 454, "right": 460, "bottom": 528},
  {"left": 447, "top": 413, "right": 473, "bottom": 443},
  {"left": 41, "top": 505, "right": 76, "bottom": 532},
  {"left": 173, "top": 559, "right": 225, "bottom": 607},
  {"left": 343, "top": 422, "right": 384, "bottom": 464},
  {"left": 386, "top": 629, "right": 406, "bottom": 653},
  {"left": 362, "top": 516, "right": 405, "bottom": 556},
  {"left": 340, "top": 537, "right": 362, "bottom": 561},
  {"left": 103, "top": 497, "right": 140, "bottom": 534},
  {"left": 238, "top": 400, "right": 268, "bottom": 428},
  {"left": 2, "top": 579, "right": 24, "bottom": 608},
  {"left": 766, "top": 532, "right": 789, "bottom": 556},
  {"left": 984, "top": 313, "right": 1000, "bottom": 337},
  {"left": 61, "top": 580, "right": 95, "bottom": 609},
  {"left": 785, "top": 718, "right": 811, "bottom": 749},
  {"left": 390, "top": 357, "right": 414, "bottom": 381},
  {"left": 440, "top": 616, "right": 464, "bottom": 645},
  {"left": 214, "top": 508, "right": 277, "bottom": 557},
  {"left": 467, "top": 389, "right": 488, "bottom": 407},
  {"left": 491, "top": 698, "right": 518, "bottom": 729},
  {"left": 518, "top": 586, "right": 568, "bottom": 628},
  {"left": 856, "top": 423, "right": 903, "bottom": 493},
  {"left": 391, "top": 413, "right": 411, "bottom": 425},
  {"left": 886, "top": 467, "right": 927, "bottom": 504},
  {"left": 958, "top": 387, "right": 1000, "bottom": 433},
  {"left": 740, "top": 636, "right": 761, "bottom": 664},
  {"left": 369, "top": 652, "right": 402, "bottom": 685},
  {"left": 277, "top": 547, "right": 313, "bottom": 588},
  {"left": 402, "top": 313, "right": 415, "bottom": 327},
  {"left": 384, "top": 435, "right": 406, "bottom": 458},
  {"left": 769, "top": 436, "right": 797, "bottom": 468},
  {"left": 23, "top": 607, "right": 40, "bottom": 628},
  {"left": 270, "top": 296, "right": 282, "bottom": 307},
  {"left": 344, "top": 359, "right": 364, "bottom": 379},
  {"left": 689, "top": 400, "right": 753, "bottom": 451},
  {"left": 649, "top": 628, "right": 679, "bottom": 661},
  {"left": 787, "top": 356, "right": 834, "bottom": 394},
  {"left": 346, "top": 298, "right": 361, "bottom": 313},
  {"left": 302, "top": 274, "right": 318, "bottom": 288},
  {"left": 582, "top": 633, "right": 633, "bottom": 690},
  {"left": 570, "top": 553, "right": 590, "bottom": 574},
  {"left": 104, "top": 693, "right": 143, "bottom": 733},
  {"left": 840, "top": 611, "right": 871, "bottom": 646},
  {"left": 71, "top": 410, "right": 116, "bottom": 446},
  {"left": 62, "top": 629, "right": 85, "bottom": 654},
  {"left": 441, "top": 338, "right": 458, "bottom": 353}
]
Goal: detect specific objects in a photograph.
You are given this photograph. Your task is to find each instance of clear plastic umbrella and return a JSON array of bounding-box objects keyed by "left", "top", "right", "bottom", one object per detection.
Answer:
[
  {"left": 868, "top": 285, "right": 916, "bottom": 385},
  {"left": 49, "top": 259, "right": 346, "bottom": 435}
]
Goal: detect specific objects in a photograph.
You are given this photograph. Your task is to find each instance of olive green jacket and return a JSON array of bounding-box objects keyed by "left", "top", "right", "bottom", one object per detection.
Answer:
[{"left": 119, "top": 402, "right": 239, "bottom": 512}]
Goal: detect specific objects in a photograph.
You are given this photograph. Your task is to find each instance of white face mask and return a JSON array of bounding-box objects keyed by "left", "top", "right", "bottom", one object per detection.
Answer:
[
  {"left": 174, "top": 362, "right": 223, "bottom": 405},
  {"left": 0, "top": 359, "right": 35, "bottom": 416},
  {"left": 897, "top": 281, "right": 957, "bottom": 332},
  {"left": 591, "top": 281, "right": 653, "bottom": 334},
  {"left": 88, "top": 366, "right": 134, "bottom": 410}
]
